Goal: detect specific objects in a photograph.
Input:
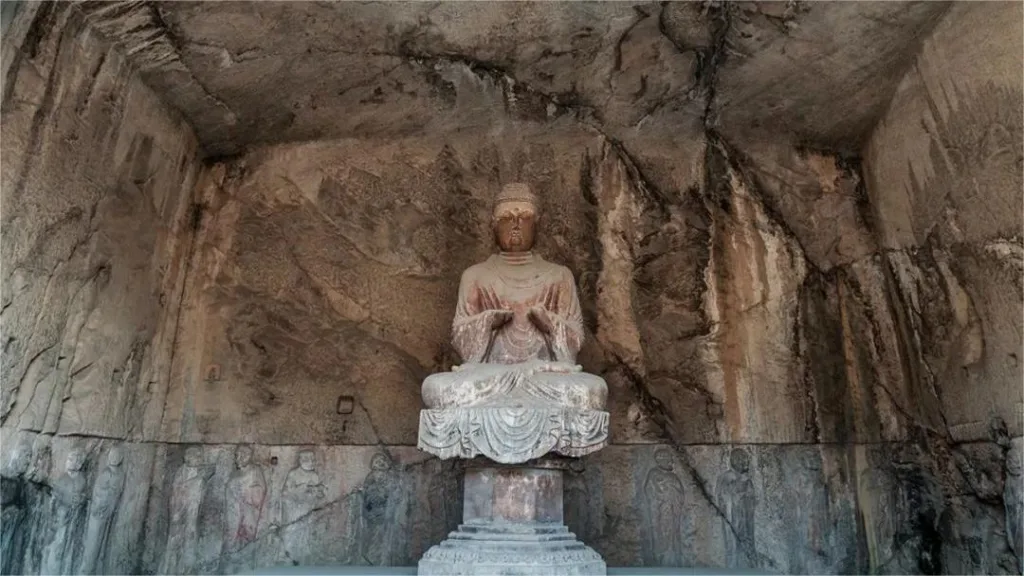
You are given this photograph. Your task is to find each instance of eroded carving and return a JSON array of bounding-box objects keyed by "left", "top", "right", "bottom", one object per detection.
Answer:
[
  {"left": 41, "top": 450, "right": 88, "bottom": 576},
  {"left": 159, "top": 447, "right": 213, "bottom": 575},
  {"left": 642, "top": 448, "right": 689, "bottom": 566},
  {"left": 1006, "top": 437, "right": 1023, "bottom": 566},
  {"left": 224, "top": 445, "right": 267, "bottom": 553},
  {"left": 418, "top": 183, "right": 609, "bottom": 464},
  {"left": 0, "top": 435, "right": 32, "bottom": 575},
  {"left": 281, "top": 449, "right": 325, "bottom": 524},
  {"left": 358, "top": 453, "right": 408, "bottom": 565},
  {"left": 716, "top": 448, "right": 756, "bottom": 568},
  {"left": 79, "top": 447, "right": 126, "bottom": 574},
  {"left": 564, "top": 459, "right": 603, "bottom": 543},
  {"left": 426, "top": 459, "right": 460, "bottom": 543},
  {"left": 858, "top": 463, "right": 901, "bottom": 570}
]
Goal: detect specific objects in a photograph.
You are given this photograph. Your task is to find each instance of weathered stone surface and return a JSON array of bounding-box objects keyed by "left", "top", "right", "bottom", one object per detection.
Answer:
[
  {"left": 75, "top": 2, "right": 949, "bottom": 156},
  {"left": 0, "top": 432, "right": 466, "bottom": 574},
  {"left": 0, "top": 2, "right": 201, "bottom": 440},
  {"left": 419, "top": 464, "right": 606, "bottom": 575},
  {"left": 863, "top": 1, "right": 1024, "bottom": 442},
  {"left": 1, "top": 1, "right": 1021, "bottom": 574},
  {"left": 714, "top": 2, "right": 950, "bottom": 149}
]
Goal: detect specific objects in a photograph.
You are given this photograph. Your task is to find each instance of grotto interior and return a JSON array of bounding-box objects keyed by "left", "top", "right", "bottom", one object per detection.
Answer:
[{"left": 0, "top": 1, "right": 1022, "bottom": 574}]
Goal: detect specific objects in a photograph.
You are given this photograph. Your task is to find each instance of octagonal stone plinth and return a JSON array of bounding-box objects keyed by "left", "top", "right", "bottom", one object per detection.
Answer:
[{"left": 418, "top": 463, "right": 606, "bottom": 575}]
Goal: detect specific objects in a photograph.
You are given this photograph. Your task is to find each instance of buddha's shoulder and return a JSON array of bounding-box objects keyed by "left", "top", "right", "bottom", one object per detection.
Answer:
[
  {"left": 460, "top": 257, "right": 499, "bottom": 279},
  {"left": 534, "top": 256, "right": 576, "bottom": 279}
]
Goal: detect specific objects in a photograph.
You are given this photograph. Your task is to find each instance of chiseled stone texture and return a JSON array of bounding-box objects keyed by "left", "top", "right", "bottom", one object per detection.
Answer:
[
  {"left": 0, "top": 431, "right": 464, "bottom": 574},
  {"left": 1, "top": 1, "right": 1021, "bottom": 575},
  {"left": 0, "top": 3, "right": 201, "bottom": 439},
  {"left": 864, "top": 1, "right": 1024, "bottom": 442}
]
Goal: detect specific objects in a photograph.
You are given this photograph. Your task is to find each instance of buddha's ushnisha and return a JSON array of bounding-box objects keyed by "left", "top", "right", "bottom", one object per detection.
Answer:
[{"left": 421, "top": 183, "right": 607, "bottom": 413}]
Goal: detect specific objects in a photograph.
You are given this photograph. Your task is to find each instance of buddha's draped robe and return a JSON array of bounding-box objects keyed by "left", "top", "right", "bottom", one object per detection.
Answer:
[{"left": 422, "top": 252, "right": 607, "bottom": 411}]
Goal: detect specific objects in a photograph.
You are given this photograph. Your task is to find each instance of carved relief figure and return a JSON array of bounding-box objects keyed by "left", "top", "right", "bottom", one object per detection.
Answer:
[
  {"left": 1006, "top": 437, "right": 1023, "bottom": 566},
  {"left": 0, "top": 436, "right": 32, "bottom": 575},
  {"left": 224, "top": 445, "right": 267, "bottom": 553},
  {"left": 643, "top": 448, "right": 686, "bottom": 566},
  {"left": 41, "top": 449, "right": 89, "bottom": 575},
  {"left": 858, "top": 463, "right": 899, "bottom": 570},
  {"left": 715, "top": 448, "right": 756, "bottom": 568},
  {"left": 564, "top": 458, "right": 604, "bottom": 543},
  {"left": 79, "top": 447, "right": 126, "bottom": 574},
  {"left": 426, "top": 459, "right": 460, "bottom": 543},
  {"left": 20, "top": 436, "right": 53, "bottom": 576},
  {"left": 792, "top": 450, "right": 830, "bottom": 572},
  {"left": 360, "top": 453, "right": 408, "bottom": 565},
  {"left": 159, "top": 447, "right": 213, "bottom": 575},
  {"left": 281, "top": 449, "right": 325, "bottom": 525},
  {"left": 418, "top": 183, "right": 609, "bottom": 463}
]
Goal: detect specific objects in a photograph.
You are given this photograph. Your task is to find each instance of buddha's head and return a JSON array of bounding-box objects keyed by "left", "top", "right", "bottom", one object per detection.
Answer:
[
  {"left": 298, "top": 450, "right": 316, "bottom": 472},
  {"left": 370, "top": 453, "right": 391, "bottom": 471},
  {"left": 492, "top": 183, "right": 538, "bottom": 253},
  {"left": 4, "top": 434, "right": 33, "bottom": 477},
  {"left": 66, "top": 449, "right": 86, "bottom": 473},
  {"left": 107, "top": 447, "right": 124, "bottom": 468},
  {"left": 235, "top": 445, "right": 253, "bottom": 469},
  {"left": 184, "top": 447, "right": 204, "bottom": 468},
  {"left": 729, "top": 448, "right": 751, "bottom": 474},
  {"left": 654, "top": 448, "right": 674, "bottom": 471}
]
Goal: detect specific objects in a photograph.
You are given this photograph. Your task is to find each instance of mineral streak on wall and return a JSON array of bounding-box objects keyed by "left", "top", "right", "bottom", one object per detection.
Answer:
[{"left": 0, "top": 2, "right": 1021, "bottom": 575}]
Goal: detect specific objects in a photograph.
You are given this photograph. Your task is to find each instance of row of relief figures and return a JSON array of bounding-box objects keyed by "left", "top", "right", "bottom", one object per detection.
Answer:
[
  {"left": 1, "top": 430, "right": 1021, "bottom": 574},
  {"left": 0, "top": 431, "right": 462, "bottom": 575}
]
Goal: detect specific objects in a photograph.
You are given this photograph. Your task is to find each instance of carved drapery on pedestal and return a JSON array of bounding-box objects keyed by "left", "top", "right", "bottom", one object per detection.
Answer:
[{"left": 419, "top": 406, "right": 608, "bottom": 464}]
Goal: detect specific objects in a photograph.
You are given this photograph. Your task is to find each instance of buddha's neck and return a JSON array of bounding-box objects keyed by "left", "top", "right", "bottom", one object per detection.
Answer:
[{"left": 498, "top": 251, "right": 534, "bottom": 266}]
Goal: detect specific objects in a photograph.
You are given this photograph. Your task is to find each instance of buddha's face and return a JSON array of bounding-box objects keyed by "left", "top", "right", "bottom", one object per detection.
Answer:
[
  {"left": 6, "top": 444, "right": 31, "bottom": 476},
  {"left": 107, "top": 447, "right": 124, "bottom": 467},
  {"left": 66, "top": 450, "right": 86, "bottom": 473},
  {"left": 492, "top": 201, "right": 537, "bottom": 253},
  {"left": 654, "top": 449, "right": 674, "bottom": 471},
  {"left": 370, "top": 453, "right": 390, "bottom": 471},
  {"left": 299, "top": 451, "right": 316, "bottom": 472},
  {"left": 235, "top": 446, "right": 253, "bottom": 469},
  {"left": 730, "top": 448, "right": 751, "bottom": 474}
]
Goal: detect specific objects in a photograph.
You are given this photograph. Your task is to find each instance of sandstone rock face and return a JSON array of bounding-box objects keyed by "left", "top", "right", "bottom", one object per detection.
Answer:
[
  {"left": 1, "top": 3, "right": 200, "bottom": 440},
  {"left": 1, "top": 1, "right": 1021, "bottom": 574}
]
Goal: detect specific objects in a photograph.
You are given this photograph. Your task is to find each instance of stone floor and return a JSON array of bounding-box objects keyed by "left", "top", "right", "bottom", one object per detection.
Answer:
[{"left": 244, "top": 567, "right": 769, "bottom": 575}]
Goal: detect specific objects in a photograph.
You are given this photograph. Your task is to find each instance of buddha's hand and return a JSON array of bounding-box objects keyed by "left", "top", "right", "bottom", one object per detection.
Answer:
[
  {"left": 489, "top": 309, "right": 514, "bottom": 330},
  {"left": 527, "top": 306, "right": 554, "bottom": 335}
]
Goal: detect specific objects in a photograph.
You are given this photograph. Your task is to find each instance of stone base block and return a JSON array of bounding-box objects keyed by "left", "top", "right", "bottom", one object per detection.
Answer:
[
  {"left": 417, "top": 463, "right": 606, "bottom": 575},
  {"left": 418, "top": 523, "right": 606, "bottom": 575}
]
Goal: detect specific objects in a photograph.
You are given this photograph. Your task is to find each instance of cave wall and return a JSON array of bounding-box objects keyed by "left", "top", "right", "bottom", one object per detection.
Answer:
[
  {"left": 0, "top": 3, "right": 202, "bottom": 575},
  {"left": 1, "top": 3, "right": 201, "bottom": 437},
  {"left": 864, "top": 1, "right": 1023, "bottom": 441},
  {"left": 139, "top": 112, "right": 906, "bottom": 572},
  {"left": 861, "top": 2, "right": 1024, "bottom": 572},
  {"left": 0, "top": 2, "right": 1021, "bottom": 575}
]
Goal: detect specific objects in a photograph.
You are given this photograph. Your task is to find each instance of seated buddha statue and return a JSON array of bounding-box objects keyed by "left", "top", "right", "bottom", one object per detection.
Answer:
[{"left": 418, "top": 183, "right": 609, "bottom": 464}]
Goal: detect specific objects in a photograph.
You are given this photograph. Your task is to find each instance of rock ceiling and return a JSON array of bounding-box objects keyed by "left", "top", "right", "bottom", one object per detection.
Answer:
[{"left": 79, "top": 1, "right": 950, "bottom": 157}]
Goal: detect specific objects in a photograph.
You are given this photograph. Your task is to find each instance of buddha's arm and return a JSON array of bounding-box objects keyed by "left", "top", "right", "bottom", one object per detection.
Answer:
[
  {"left": 452, "top": 313, "right": 498, "bottom": 363},
  {"left": 451, "top": 272, "right": 505, "bottom": 363},
  {"left": 543, "top": 270, "right": 585, "bottom": 362}
]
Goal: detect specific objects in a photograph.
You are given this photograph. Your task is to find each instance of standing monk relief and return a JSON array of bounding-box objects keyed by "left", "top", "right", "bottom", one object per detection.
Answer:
[
  {"left": 418, "top": 183, "right": 610, "bottom": 464},
  {"left": 79, "top": 447, "right": 126, "bottom": 575}
]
